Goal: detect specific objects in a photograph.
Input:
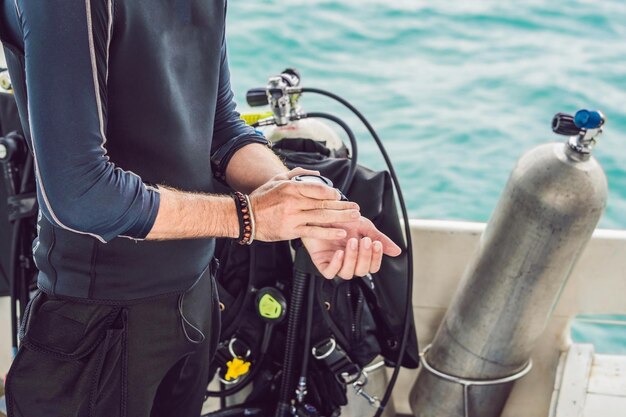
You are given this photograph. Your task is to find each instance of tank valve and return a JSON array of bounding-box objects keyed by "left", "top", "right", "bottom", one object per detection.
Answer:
[
  {"left": 552, "top": 109, "right": 605, "bottom": 155},
  {"left": 246, "top": 68, "right": 303, "bottom": 127}
]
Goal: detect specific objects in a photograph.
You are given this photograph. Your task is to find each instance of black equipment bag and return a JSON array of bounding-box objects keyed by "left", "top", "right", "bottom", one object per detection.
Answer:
[
  {"left": 277, "top": 139, "right": 419, "bottom": 368},
  {"left": 210, "top": 138, "right": 419, "bottom": 414}
]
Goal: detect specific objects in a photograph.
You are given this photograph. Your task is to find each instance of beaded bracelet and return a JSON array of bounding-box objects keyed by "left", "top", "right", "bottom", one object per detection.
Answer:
[
  {"left": 232, "top": 191, "right": 255, "bottom": 245},
  {"left": 244, "top": 194, "right": 256, "bottom": 245}
]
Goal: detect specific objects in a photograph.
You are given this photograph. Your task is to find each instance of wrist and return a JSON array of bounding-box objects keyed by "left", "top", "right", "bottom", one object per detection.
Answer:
[{"left": 217, "top": 195, "right": 240, "bottom": 239}]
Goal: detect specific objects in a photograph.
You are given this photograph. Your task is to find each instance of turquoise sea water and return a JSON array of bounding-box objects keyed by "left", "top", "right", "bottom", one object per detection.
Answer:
[
  {"left": 226, "top": 1, "right": 626, "bottom": 352},
  {"left": 571, "top": 315, "right": 626, "bottom": 355},
  {"left": 227, "top": 0, "right": 626, "bottom": 229}
]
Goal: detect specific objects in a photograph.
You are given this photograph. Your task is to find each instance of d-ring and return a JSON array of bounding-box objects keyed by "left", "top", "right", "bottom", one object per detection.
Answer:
[
  {"left": 312, "top": 338, "right": 336, "bottom": 360},
  {"left": 228, "top": 338, "right": 251, "bottom": 359}
]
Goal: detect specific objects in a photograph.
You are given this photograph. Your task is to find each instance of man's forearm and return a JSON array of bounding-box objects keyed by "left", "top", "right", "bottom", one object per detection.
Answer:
[
  {"left": 146, "top": 188, "right": 239, "bottom": 240},
  {"left": 145, "top": 143, "right": 315, "bottom": 241},
  {"left": 224, "top": 143, "right": 288, "bottom": 193},
  {"left": 146, "top": 144, "right": 284, "bottom": 241}
]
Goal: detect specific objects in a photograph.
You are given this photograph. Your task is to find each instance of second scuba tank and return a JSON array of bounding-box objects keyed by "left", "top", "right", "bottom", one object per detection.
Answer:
[{"left": 410, "top": 110, "right": 609, "bottom": 417}]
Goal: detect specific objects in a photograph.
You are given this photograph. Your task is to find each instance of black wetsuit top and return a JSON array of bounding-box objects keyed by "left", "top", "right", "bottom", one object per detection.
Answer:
[{"left": 0, "top": 0, "right": 268, "bottom": 302}]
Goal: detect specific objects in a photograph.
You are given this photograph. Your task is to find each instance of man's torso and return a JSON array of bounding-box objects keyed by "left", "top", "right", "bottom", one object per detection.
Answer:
[{"left": 0, "top": 0, "right": 228, "bottom": 301}]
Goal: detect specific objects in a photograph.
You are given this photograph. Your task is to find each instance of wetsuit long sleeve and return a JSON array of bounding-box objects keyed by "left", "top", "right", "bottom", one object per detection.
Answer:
[
  {"left": 17, "top": 0, "right": 159, "bottom": 243},
  {"left": 210, "top": 38, "right": 269, "bottom": 182}
]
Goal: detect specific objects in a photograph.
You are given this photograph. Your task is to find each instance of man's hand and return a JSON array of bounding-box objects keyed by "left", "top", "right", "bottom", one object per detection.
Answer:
[
  {"left": 250, "top": 168, "right": 361, "bottom": 242},
  {"left": 303, "top": 216, "right": 402, "bottom": 280}
]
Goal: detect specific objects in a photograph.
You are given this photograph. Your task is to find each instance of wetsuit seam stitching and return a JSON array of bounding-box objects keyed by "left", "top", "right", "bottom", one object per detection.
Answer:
[
  {"left": 105, "top": 0, "right": 113, "bottom": 83},
  {"left": 85, "top": 0, "right": 109, "bottom": 156}
]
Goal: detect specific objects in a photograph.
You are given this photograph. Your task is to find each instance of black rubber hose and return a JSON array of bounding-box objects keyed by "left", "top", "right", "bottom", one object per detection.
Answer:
[
  {"left": 301, "top": 87, "right": 415, "bottom": 417},
  {"left": 300, "top": 112, "right": 358, "bottom": 194},
  {"left": 296, "top": 273, "right": 316, "bottom": 402},
  {"left": 275, "top": 268, "right": 308, "bottom": 417}
]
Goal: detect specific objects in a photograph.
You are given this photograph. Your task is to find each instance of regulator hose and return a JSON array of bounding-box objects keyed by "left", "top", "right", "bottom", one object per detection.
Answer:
[
  {"left": 296, "top": 271, "right": 316, "bottom": 402},
  {"left": 275, "top": 267, "right": 308, "bottom": 417},
  {"left": 300, "top": 87, "right": 415, "bottom": 417}
]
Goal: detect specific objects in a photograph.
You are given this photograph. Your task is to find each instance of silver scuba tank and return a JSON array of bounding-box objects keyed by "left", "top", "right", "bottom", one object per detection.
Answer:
[{"left": 409, "top": 110, "right": 609, "bottom": 417}]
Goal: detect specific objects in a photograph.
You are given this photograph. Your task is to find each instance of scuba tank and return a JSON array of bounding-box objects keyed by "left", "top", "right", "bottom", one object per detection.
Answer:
[
  {"left": 262, "top": 118, "right": 348, "bottom": 157},
  {"left": 409, "top": 110, "right": 608, "bottom": 417}
]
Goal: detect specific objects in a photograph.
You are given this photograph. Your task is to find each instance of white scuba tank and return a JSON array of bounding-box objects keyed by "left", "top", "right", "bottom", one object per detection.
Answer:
[{"left": 260, "top": 118, "right": 345, "bottom": 153}]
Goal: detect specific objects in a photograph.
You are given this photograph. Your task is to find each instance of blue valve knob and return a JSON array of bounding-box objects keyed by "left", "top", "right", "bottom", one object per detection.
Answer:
[{"left": 574, "top": 110, "right": 604, "bottom": 129}]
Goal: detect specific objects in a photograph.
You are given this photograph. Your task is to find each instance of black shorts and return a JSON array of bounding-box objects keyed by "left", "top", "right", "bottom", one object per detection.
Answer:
[{"left": 5, "top": 265, "right": 220, "bottom": 417}]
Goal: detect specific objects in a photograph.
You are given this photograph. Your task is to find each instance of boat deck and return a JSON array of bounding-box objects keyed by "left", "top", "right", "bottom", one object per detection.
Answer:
[{"left": 550, "top": 344, "right": 626, "bottom": 417}]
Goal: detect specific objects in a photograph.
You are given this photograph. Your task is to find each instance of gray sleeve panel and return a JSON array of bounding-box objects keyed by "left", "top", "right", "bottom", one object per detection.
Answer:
[{"left": 16, "top": 0, "right": 160, "bottom": 242}]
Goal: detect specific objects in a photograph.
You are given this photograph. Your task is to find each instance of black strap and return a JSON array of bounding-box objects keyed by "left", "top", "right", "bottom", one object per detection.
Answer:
[{"left": 312, "top": 338, "right": 361, "bottom": 384}]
